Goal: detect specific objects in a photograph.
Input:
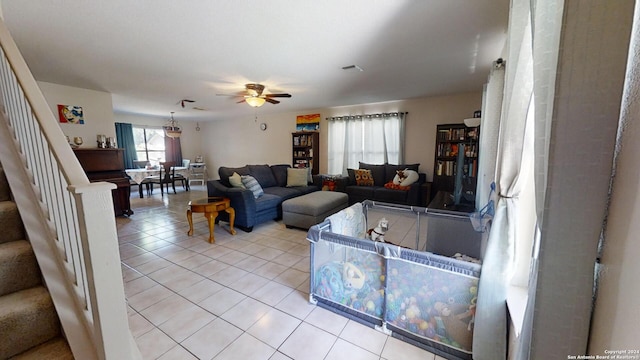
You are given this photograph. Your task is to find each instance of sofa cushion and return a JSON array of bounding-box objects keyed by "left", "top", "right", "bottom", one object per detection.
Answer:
[
  {"left": 241, "top": 175, "right": 264, "bottom": 198},
  {"left": 345, "top": 185, "right": 376, "bottom": 199},
  {"left": 384, "top": 163, "right": 420, "bottom": 184},
  {"left": 347, "top": 168, "right": 356, "bottom": 185},
  {"left": 219, "top": 166, "right": 250, "bottom": 187},
  {"left": 263, "top": 186, "right": 303, "bottom": 201},
  {"left": 287, "top": 168, "right": 309, "bottom": 187},
  {"left": 374, "top": 187, "right": 409, "bottom": 204},
  {"left": 359, "top": 162, "right": 386, "bottom": 186},
  {"left": 270, "top": 164, "right": 291, "bottom": 187},
  {"left": 248, "top": 164, "right": 278, "bottom": 188},
  {"left": 254, "top": 193, "right": 282, "bottom": 212}
]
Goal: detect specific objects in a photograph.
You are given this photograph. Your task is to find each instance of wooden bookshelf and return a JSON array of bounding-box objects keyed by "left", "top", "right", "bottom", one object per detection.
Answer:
[
  {"left": 432, "top": 123, "right": 479, "bottom": 203},
  {"left": 292, "top": 131, "right": 319, "bottom": 175}
]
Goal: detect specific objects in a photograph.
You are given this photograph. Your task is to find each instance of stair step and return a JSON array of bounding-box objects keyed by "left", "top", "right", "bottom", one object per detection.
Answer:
[
  {"left": 0, "top": 240, "right": 41, "bottom": 297},
  {"left": 0, "top": 166, "right": 9, "bottom": 202},
  {"left": 9, "top": 337, "right": 73, "bottom": 360},
  {"left": 0, "top": 286, "right": 61, "bottom": 359},
  {"left": 0, "top": 201, "right": 25, "bottom": 245}
]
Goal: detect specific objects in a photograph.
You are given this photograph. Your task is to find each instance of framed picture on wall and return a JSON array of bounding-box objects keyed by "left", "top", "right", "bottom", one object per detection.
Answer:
[
  {"left": 296, "top": 113, "right": 320, "bottom": 131},
  {"left": 57, "top": 104, "right": 84, "bottom": 124}
]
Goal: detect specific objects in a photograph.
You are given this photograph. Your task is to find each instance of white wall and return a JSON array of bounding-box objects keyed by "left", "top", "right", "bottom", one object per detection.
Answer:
[
  {"left": 588, "top": 0, "right": 640, "bottom": 351},
  {"left": 529, "top": 0, "right": 634, "bottom": 357},
  {"left": 201, "top": 92, "right": 482, "bottom": 180},
  {"left": 113, "top": 113, "right": 203, "bottom": 164},
  {"left": 38, "top": 81, "right": 115, "bottom": 148}
]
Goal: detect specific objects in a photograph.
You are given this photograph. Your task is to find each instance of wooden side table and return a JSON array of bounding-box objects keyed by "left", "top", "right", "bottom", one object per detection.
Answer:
[{"left": 187, "top": 197, "right": 236, "bottom": 243}]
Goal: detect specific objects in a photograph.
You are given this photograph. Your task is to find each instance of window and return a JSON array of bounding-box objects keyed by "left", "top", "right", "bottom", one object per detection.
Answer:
[
  {"left": 327, "top": 113, "right": 405, "bottom": 175},
  {"left": 132, "top": 126, "right": 165, "bottom": 165}
]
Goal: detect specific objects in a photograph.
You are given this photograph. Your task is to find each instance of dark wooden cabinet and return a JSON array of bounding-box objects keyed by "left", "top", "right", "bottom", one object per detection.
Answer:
[
  {"left": 432, "top": 124, "right": 479, "bottom": 206},
  {"left": 73, "top": 148, "right": 133, "bottom": 216},
  {"left": 292, "top": 131, "right": 319, "bottom": 175}
]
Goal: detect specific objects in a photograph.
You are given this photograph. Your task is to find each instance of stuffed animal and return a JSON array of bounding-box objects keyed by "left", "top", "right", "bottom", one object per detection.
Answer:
[
  {"left": 367, "top": 218, "right": 388, "bottom": 242},
  {"left": 342, "top": 262, "right": 365, "bottom": 290},
  {"left": 393, "top": 168, "right": 419, "bottom": 187}
]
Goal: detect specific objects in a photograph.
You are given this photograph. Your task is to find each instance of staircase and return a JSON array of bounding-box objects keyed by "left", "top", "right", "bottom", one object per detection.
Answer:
[{"left": 0, "top": 164, "right": 73, "bottom": 359}]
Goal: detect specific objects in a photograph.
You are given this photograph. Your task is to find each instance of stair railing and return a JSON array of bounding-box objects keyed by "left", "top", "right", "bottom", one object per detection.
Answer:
[{"left": 0, "top": 17, "right": 141, "bottom": 360}]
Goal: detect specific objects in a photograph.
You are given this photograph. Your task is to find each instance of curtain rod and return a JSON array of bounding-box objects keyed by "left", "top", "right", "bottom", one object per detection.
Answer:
[{"left": 325, "top": 111, "right": 408, "bottom": 121}]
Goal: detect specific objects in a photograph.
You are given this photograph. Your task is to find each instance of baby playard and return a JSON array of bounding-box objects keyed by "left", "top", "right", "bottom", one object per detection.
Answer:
[{"left": 307, "top": 200, "right": 482, "bottom": 360}]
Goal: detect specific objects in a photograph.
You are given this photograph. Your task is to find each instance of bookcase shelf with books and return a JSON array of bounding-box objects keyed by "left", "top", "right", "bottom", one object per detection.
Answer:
[
  {"left": 432, "top": 123, "right": 480, "bottom": 203},
  {"left": 292, "top": 131, "right": 319, "bottom": 175}
]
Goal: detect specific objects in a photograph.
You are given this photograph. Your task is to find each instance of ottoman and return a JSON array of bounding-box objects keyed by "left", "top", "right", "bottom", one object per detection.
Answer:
[{"left": 282, "top": 191, "right": 349, "bottom": 229}]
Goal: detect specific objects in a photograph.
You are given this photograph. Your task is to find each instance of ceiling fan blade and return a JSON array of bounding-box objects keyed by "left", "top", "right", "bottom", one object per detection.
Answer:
[
  {"left": 236, "top": 99, "right": 246, "bottom": 104},
  {"left": 265, "top": 93, "right": 292, "bottom": 98},
  {"left": 265, "top": 98, "right": 280, "bottom": 104}
]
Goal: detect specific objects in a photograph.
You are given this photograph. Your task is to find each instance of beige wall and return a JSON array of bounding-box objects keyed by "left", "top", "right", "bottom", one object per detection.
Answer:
[
  {"left": 38, "top": 81, "right": 115, "bottom": 148},
  {"left": 201, "top": 91, "right": 482, "bottom": 181},
  {"left": 36, "top": 79, "right": 481, "bottom": 180},
  {"left": 113, "top": 113, "right": 203, "bottom": 165}
]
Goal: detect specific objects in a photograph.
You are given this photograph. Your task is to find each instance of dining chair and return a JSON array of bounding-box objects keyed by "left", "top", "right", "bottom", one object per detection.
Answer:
[{"left": 148, "top": 161, "right": 178, "bottom": 196}]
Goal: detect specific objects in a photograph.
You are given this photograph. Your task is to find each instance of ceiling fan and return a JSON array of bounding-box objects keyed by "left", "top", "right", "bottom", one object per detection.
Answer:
[{"left": 217, "top": 83, "right": 292, "bottom": 107}]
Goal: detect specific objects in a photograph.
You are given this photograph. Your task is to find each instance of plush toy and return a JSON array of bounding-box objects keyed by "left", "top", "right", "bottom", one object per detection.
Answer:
[
  {"left": 393, "top": 168, "right": 419, "bottom": 187},
  {"left": 367, "top": 218, "right": 389, "bottom": 242},
  {"left": 342, "top": 262, "right": 365, "bottom": 290},
  {"left": 434, "top": 301, "right": 474, "bottom": 351}
]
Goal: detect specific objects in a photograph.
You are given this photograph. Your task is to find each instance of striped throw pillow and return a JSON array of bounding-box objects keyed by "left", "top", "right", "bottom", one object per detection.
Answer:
[{"left": 241, "top": 175, "right": 264, "bottom": 198}]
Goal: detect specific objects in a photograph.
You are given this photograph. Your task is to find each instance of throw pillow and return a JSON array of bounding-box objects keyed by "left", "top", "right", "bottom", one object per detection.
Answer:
[
  {"left": 354, "top": 169, "right": 374, "bottom": 186},
  {"left": 229, "top": 172, "right": 245, "bottom": 189},
  {"left": 322, "top": 176, "right": 337, "bottom": 191},
  {"left": 241, "top": 175, "right": 264, "bottom": 198},
  {"left": 286, "top": 168, "right": 308, "bottom": 187}
]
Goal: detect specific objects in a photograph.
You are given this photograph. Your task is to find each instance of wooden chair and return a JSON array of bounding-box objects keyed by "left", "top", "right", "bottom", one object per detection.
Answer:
[{"left": 147, "top": 161, "right": 179, "bottom": 196}]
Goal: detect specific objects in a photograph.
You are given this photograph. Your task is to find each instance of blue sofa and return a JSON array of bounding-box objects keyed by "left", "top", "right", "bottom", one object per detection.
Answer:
[{"left": 207, "top": 164, "right": 319, "bottom": 232}]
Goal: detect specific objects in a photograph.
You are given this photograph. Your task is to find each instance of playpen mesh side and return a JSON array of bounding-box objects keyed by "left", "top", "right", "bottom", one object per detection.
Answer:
[
  {"left": 308, "top": 226, "right": 385, "bottom": 327},
  {"left": 308, "top": 202, "right": 482, "bottom": 360},
  {"left": 384, "top": 248, "right": 480, "bottom": 360}
]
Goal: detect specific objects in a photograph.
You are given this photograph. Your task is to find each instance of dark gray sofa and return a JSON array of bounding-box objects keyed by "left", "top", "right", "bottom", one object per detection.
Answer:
[
  {"left": 207, "top": 164, "right": 319, "bottom": 232},
  {"left": 345, "top": 162, "right": 426, "bottom": 206}
]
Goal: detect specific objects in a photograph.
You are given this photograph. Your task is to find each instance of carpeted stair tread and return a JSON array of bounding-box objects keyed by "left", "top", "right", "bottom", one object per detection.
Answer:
[
  {"left": 0, "top": 286, "right": 61, "bottom": 359},
  {"left": 9, "top": 337, "right": 73, "bottom": 360},
  {"left": 0, "top": 201, "right": 25, "bottom": 244},
  {"left": 0, "top": 240, "right": 41, "bottom": 297},
  {"left": 0, "top": 166, "right": 9, "bottom": 201}
]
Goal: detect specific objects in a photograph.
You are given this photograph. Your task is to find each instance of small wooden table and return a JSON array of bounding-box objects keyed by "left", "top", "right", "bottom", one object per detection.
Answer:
[{"left": 187, "top": 197, "right": 236, "bottom": 243}]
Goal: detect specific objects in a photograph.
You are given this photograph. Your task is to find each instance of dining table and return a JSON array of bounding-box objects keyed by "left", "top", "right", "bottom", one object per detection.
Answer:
[{"left": 125, "top": 166, "right": 189, "bottom": 198}]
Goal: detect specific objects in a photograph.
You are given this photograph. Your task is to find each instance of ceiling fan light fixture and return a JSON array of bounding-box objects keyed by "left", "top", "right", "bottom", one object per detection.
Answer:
[{"left": 246, "top": 96, "right": 266, "bottom": 107}]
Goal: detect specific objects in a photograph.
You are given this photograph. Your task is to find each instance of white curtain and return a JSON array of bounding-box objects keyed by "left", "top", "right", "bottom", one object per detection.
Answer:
[
  {"left": 473, "top": 0, "right": 563, "bottom": 358},
  {"left": 473, "top": 0, "right": 537, "bottom": 358},
  {"left": 476, "top": 63, "right": 505, "bottom": 211},
  {"left": 327, "top": 112, "right": 406, "bottom": 175}
]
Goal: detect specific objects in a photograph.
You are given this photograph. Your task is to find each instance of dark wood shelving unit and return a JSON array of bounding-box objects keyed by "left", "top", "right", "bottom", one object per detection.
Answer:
[
  {"left": 431, "top": 123, "right": 480, "bottom": 205},
  {"left": 292, "top": 131, "right": 319, "bottom": 175}
]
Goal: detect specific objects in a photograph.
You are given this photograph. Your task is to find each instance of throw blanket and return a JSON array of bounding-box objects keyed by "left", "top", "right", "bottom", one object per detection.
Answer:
[{"left": 326, "top": 202, "right": 366, "bottom": 238}]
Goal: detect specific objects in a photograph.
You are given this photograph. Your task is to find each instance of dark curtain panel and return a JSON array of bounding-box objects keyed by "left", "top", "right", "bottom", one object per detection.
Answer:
[
  {"left": 164, "top": 136, "right": 182, "bottom": 165},
  {"left": 114, "top": 122, "right": 136, "bottom": 169}
]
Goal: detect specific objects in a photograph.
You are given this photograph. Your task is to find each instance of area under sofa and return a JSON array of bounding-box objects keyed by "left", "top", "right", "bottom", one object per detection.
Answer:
[{"left": 207, "top": 164, "right": 319, "bottom": 232}]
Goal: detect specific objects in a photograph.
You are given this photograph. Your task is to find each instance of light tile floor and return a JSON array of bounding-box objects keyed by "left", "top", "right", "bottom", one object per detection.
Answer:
[{"left": 119, "top": 185, "right": 445, "bottom": 360}]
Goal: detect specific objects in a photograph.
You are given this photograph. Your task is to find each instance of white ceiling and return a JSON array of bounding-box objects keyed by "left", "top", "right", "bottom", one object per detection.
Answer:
[{"left": 1, "top": 1, "right": 509, "bottom": 122}]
